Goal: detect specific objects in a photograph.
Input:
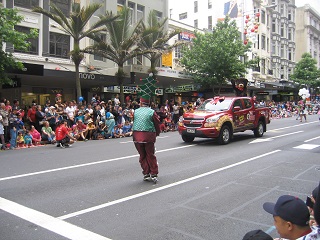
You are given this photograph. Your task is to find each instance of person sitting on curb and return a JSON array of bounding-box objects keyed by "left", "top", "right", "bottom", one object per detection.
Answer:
[
  {"left": 263, "top": 195, "right": 320, "bottom": 240},
  {"left": 55, "top": 119, "right": 76, "bottom": 148},
  {"left": 72, "top": 119, "right": 88, "bottom": 141}
]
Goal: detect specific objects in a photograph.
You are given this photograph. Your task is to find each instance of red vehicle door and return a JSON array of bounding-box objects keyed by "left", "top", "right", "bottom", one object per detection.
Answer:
[
  {"left": 243, "top": 98, "right": 255, "bottom": 128},
  {"left": 232, "top": 99, "right": 248, "bottom": 132}
]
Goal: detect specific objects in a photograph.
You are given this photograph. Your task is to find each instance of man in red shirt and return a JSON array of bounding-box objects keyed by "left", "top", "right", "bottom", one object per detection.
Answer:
[
  {"left": 55, "top": 119, "right": 75, "bottom": 148},
  {"left": 27, "top": 103, "right": 37, "bottom": 128}
]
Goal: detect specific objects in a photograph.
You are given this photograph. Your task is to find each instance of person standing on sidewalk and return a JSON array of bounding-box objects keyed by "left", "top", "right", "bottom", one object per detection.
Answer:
[{"left": 132, "top": 74, "right": 160, "bottom": 182}]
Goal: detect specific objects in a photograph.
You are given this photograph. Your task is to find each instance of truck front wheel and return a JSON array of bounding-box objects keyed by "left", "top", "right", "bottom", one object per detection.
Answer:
[
  {"left": 218, "top": 125, "right": 231, "bottom": 145},
  {"left": 182, "top": 135, "right": 195, "bottom": 143},
  {"left": 254, "top": 121, "right": 264, "bottom": 137}
]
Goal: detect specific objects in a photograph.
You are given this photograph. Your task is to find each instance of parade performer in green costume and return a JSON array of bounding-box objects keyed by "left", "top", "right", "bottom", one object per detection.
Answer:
[{"left": 132, "top": 73, "right": 160, "bottom": 183}]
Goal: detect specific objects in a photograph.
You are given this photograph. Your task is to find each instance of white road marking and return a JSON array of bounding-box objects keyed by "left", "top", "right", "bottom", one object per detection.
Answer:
[
  {"left": 293, "top": 144, "right": 320, "bottom": 150},
  {"left": 0, "top": 145, "right": 196, "bottom": 182},
  {"left": 268, "top": 121, "right": 318, "bottom": 132},
  {"left": 58, "top": 150, "right": 281, "bottom": 220},
  {"left": 304, "top": 136, "right": 320, "bottom": 143},
  {"left": 0, "top": 197, "right": 111, "bottom": 240},
  {"left": 249, "top": 131, "right": 303, "bottom": 144}
]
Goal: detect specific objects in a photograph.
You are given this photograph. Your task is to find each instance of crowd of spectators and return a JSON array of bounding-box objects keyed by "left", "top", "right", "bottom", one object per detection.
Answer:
[{"left": 1, "top": 95, "right": 320, "bottom": 151}]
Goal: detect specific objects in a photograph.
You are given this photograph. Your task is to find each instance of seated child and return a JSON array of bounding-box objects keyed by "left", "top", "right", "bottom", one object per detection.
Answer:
[
  {"left": 16, "top": 131, "right": 25, "bottom": 148},
  {"left": 112, "top": 124, "right": 124, "bottom": 138},
  {"left": 122, "top": 121, "right": 133, "bottom": 137},
  {"left": 24, "top": 130, "right": 33, "bottom": 148}
]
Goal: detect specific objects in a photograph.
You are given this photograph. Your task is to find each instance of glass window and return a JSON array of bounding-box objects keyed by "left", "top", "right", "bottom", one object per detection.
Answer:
[
  {"left": 14, "top": 26, "right": 39, "bottom": 55},
  {"left": 94, "top": 34, "right": 106, "bottom": 61},
  {"left": 261, "top": 10, "right": 265, "bottom": 24},
  {"left": 194, "top": 1, "right": 198, "bottom": 13},
  {"left": 208, "top": 0, "right": 212, "bottom": 9},
  {"left": 50, "top": 32, "right": 70, "bottom": 59},
  {"left": 194, "top": 19, "right": 198, "bottom": 28},
  {"left": 208, "top": 16, "right": 212, "bottom": 30},
  {"left": 233, "top": 100, "right": 243, "bottom": 109},
  {"left": 50, "top": 0, "right": 71, "bottom": 17},
  {"left": 14, "top": 0, "right": 39, "bottom": 9},
  {"left": 175, "top": 45, "right": 183, "bottom": 59},
  {"left": 136, "top": 55, "right": 143, "bottom": 65},
  {"left": 155, "top": 11, "right": 162, "bottom": 22},
  {"left": 179, "top": 12, "right": 187, "bottom": 20},
  {"left": 243, "top": 99, "right": 252, "bottom": 109},
  {"left": 128, "top": 2, "right": 135, "bottom": 25},
  {"left": 137, "top": 5, "right": 144, "bottom": 22},
  {"left": 94, "top": 0, "right": 105, "bottom": 16},
  {"left": 261, "top": 35, "right": 266, "bottom": 50}
]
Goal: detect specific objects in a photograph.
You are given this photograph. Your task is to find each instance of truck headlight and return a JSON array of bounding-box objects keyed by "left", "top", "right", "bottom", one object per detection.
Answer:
[{"left": 205, "top": 115, "right": 220, "bottom": 123}]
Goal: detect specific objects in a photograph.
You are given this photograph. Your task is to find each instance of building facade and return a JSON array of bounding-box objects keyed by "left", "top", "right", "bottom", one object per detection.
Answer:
[
  {"left": 1, "top": 0, "right": 196, "bottom": 107},
  {"left": 168, "top": 0, "right": 300, "bottom": 101}
]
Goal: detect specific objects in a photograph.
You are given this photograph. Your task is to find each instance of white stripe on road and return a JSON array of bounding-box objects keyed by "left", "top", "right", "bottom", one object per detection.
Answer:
[
  {"left": 268, "top": 121, "right": 318, "bottom": 132},
  {"left": 0, "top": 145, "right": 196, "bottom": 182},
  {"left": 304, "top": 136, "right": 320, "bottom": 143},
  {"left": 0, "top": 197, "right": 111, "bottom": 240},
  {"left": 58, "top": 150, "right": 281, "bottom": 220}
]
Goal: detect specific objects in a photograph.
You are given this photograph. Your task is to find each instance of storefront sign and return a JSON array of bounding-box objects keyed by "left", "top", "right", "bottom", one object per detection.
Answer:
[
  {"left": 79, "top": 73, "right": 95, "bottom": 80},
  {"left": 155, "top": 67, "right": 192, "bottom": 79},
  {"left": 104, "top": 86, "right": 163, "bottom": 95},
  {"left": 165, "top": 84, "right": 196, "bottom": 93}
]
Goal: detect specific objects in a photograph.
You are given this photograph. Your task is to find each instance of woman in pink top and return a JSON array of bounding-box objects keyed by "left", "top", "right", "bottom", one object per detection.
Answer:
[{"left": 29, "top": 125, "right": 42, "bottom": 145}]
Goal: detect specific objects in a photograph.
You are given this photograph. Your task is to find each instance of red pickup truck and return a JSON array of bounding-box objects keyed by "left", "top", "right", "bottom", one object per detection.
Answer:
[{"left": 178, "top": 96, "right": 271, "bottom": 144}]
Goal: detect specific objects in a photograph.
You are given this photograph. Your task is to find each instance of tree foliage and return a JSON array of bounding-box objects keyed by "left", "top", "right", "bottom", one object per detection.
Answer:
[
  {"left": 0, "top": 7, "right": 37, "bottom": 84},
  {"left": 33, "top": 2, "right": 117, "bottom": 101},
  {"left": 290, "top": 52, "right": 320, "bottom": 88},
  {"left": 180, "top": 17, "right": 252, "bottom": 95},
  {"left": 85, "top": 7, "right": 148, "bottom": 103},
  {"left": 139, "top": 10, "right": 183, "bottom": 76}
]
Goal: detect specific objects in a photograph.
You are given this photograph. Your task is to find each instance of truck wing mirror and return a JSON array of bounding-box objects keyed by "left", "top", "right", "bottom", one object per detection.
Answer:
[{"left": 233, "top": 106, "right": 241, "bottom": 112}]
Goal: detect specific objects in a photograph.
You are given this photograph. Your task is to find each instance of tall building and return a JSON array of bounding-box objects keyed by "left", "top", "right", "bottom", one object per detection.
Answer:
[
  {"left": 295, "top": 4, "right": 320, "bottom": 69},
  {"left": 1, "top": 0, "right": 196, "bottom": 106},
  {"left": 169, "top": 0, "right": 299, "bottom": 101}
]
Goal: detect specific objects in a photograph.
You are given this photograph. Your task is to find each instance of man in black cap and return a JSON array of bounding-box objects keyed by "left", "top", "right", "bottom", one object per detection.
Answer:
[{"left": 263, "top": 195, "right": 320, "bottom": 240}]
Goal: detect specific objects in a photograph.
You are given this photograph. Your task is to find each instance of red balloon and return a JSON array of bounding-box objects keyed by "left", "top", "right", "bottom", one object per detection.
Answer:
[
  {"left": 246, "top": 15, "right": 250, "bottom": 19},
  {"left": 244, "top": 40, "right": 248, "bottom": 45},
  {"left": 251, "top": 28, "right": 255, "bottom": 32},
  {"left": 256, "top": 12, "right": 260, "bottom": 17}
]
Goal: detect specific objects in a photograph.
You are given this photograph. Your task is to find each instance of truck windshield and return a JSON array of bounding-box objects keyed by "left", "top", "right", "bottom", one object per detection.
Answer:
[{"left": 197, "top": 99, "right": 232, "bottom": 111}]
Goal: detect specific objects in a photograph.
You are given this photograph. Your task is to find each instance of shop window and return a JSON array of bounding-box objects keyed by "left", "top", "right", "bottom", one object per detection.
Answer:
[
  {"left": 14, "top": 26, "right": 39, "bottom": 55},
  {"left": 49, "top": 32, "right": 70, "bottom": 59},
  {"left": 14, "top": 0, "right": 39, "bottom": 9}
]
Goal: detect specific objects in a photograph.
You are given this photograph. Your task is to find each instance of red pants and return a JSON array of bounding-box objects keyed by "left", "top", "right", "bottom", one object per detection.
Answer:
[{"left": 134, "top": 142, "right": 158, "bottom": 175}]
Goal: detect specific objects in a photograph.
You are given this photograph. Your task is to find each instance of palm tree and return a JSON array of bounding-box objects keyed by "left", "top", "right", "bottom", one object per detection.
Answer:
[
  {"left": 85, "top": 6, "right": 148, "bottom": 104},
  {"left": 32, "top": 2, "right": 117, "bottom": 102},
  {"left": 139, "top": 10, "right": 184, "bottom": 77}
]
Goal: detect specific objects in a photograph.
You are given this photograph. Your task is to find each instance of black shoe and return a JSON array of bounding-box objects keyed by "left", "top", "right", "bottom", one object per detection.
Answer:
[
  {"left": 59, "top": 143, "right": 65, "bottom": 148},
  {"left": 64, "top": 144, "right": 72, "bottom": 148},
  {"left": 143, "top": 174, "right": 150, "bottom": 181}
]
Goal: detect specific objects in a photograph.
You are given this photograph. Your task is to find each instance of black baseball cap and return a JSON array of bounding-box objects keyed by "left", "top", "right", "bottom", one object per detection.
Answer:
[
  {"left": 263, "top": 195, "right": 310, "bottom": 226},
  {"left": 242, "top": 230, "right": 273, "bottom": 240}
]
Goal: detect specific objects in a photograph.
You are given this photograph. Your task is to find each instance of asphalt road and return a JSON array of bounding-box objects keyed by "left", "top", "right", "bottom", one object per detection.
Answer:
[{"left": 1, "top": 115, "right": 320, "bottom": 240}]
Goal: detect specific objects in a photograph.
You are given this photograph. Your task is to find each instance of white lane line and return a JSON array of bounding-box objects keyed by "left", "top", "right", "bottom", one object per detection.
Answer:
[
  {"left": 268, "top": 121, "right": 318, "bottom": 132},
  {"left": 58, "top": 150, "right": 281, "bottom": 220},
  {"left": 250, "top": 131, "right": 303, "bottom": 144},
  {"left": 0, "top": 145, "right": 196, "bottom": 182},
  {"left": 293, "top": 144, "right": 320, "bottom": 150},
  {"left": 0, "top": 197, "right": 111, "bottom": 240},
  {"left": 305, "top": 136, "right": 320, "bottom": 143}
]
